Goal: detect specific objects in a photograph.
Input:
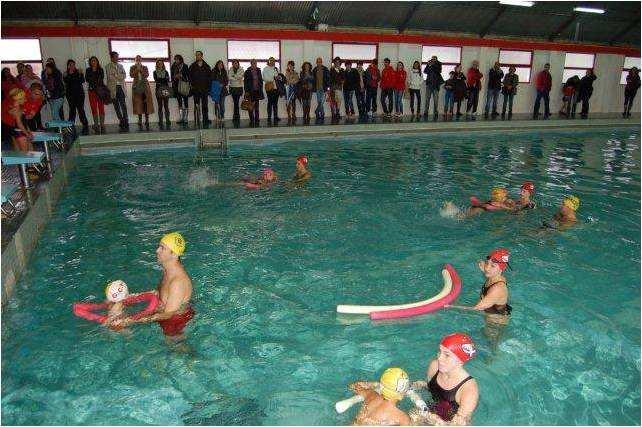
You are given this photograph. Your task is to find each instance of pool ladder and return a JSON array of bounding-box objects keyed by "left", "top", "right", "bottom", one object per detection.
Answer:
[{"left": 195, "top": 109, "right": 228, "bottom": 154}]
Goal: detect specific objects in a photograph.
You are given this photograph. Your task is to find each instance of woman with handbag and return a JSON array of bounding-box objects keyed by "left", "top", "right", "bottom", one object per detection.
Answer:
[
  {"left": 171, "top": 55, "right": 190, "bottom": 125},
  {"left": 262, "top": 57, "right": 279, "bottom": 122},
  {"left": 243, "top": 59, "right": 264, "bottom": 125},
  {"left": 85, "top": 56, "right": 107, "bottom": 134},
  {"left": 228, "top": 59, "right": 244, "bottom": 122},
  {"left": 298, "top": 61, "right": 314, "bottom": 123},
  {"left": 130, "top": 55, "right": 155, "bottom": 130},
  {"left": 211, "top": 60, "right": 229, "bottom": 121},
  {"left": 154, "top": 59, "right": 172, "bottom": 129}
]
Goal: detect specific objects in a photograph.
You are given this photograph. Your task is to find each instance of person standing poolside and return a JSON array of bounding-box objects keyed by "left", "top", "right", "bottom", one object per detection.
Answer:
[
  {"left": 465, "top": 60, "right": 483, "bottom": 117},
  {"left": 411, "top": 333, "right": 479, "bottom": 426},
  {"left": 350, "top": 367, "right": 411, "bottom": 426},
  {"left": 292, "top": 155, "right": 311, "bottom": 185},
  {"left": 533, "top": 63, "right": 552, "bottom": 119},
  {"left": 105, "top": 51, "right": 129, "bottom": 130},
  {"left": 623, "top": 66, "right": 640, "bottom": 118},
  {"left": 111, "top": 232, "right": 194, "bottom": 341},
  {"left": 543, "top": 196, "right": 579, "bottom": 230}
]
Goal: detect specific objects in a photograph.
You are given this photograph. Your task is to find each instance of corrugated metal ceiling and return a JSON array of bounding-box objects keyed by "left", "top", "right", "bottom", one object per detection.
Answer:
[{"left": 1, "top": 1, "right": 639, "bottom": 46}]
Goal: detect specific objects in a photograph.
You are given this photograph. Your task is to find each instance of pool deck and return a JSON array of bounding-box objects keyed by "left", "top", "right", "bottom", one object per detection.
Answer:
[{"left": 79, "top": 112, "right": 640, "bottom": 153}]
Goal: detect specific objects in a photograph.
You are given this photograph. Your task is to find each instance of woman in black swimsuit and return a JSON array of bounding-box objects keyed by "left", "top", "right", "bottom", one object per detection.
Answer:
[{"left": 411, "top": 333, "right": 479, "bottom": 426}]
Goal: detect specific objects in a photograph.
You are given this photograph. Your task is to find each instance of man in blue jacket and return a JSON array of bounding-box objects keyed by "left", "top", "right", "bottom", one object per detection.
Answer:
[{"left": 423, "top": 56, "right": 444, "bottom": 118}]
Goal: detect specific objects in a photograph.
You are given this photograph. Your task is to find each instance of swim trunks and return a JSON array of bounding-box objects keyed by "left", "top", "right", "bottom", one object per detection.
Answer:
[{"left": 157, "top": 306, "right": 195, "bottom": 336}]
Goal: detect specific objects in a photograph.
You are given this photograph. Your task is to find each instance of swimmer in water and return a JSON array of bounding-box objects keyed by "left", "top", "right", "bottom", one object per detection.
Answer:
[
  {"left": 410, "top": 333, "right": 479, "bottom": 426},
  {"left": 512, "top": 181, "right": 536, "bottom": 213},
  {"left": 292, "top": 155, "right": 311, "bottom": 185},
  {"left": 468, "top": 187, "right": 515, "bottom": 215},
  {"left": 542, "top": 195, "right": 579, "bottom": 230},
  {"left": 350, "top": 367, "right": 411, "bottom": 426},
  {"left": 448, "top": 248, "right": 512, "bottom": 318},
  {"left": 243, "top": 168, "right": 278, "bottom": 189},
  {"left": 104, "top": 280, "right": 129, "bottom": 330}
]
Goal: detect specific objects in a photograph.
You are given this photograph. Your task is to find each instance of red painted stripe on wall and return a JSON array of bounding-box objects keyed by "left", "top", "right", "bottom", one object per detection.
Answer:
[{"left": 2, "top": 25, "right": 639, "bottom": 57}]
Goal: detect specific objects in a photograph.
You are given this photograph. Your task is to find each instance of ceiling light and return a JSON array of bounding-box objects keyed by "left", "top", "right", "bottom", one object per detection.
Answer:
[
  {"left": 499, "top": 1, "right": 534, "bottom": 7},
  {"left": 573, "top": 6, "right": 605, "bottom": 14}
]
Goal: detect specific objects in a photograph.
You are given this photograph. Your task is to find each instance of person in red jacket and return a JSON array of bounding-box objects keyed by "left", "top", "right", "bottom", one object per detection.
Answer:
[
  {"left": 465, "top": 60, "right": 483, "bottom": 117},
  {"left": 533, "top": 63, "right": 552, "bottom": 119},
  {"left": 393, "top": 61, "right": 407, "bottom": 118},
  {"left": 380, "top": 58, "right": 395, "bottom": 117}
]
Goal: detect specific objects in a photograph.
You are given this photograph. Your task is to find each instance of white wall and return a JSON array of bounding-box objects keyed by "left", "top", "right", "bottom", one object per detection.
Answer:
[{"left": 37, "top": 36, "right": 638, "bottom": 125}]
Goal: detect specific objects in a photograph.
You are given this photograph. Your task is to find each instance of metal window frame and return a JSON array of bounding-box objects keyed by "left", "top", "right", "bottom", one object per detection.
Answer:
[
  {"left": 226, "top": 39, "right": 282, "bottom": 68},
  {"left": 562, "top": 52, "right": 595, "bottom": 82},
  {"left": 620, "top": 55, "right": 641, "bottom": 86},
  {"left": 107, "top": 38, "right": 171, "bottom": 61},
  {"left": 420, "top": 44, "right": 462, "bottom": 67},
  {"left": 331, "top": 42, "right": 379, "bottom": 65},
  {"left": 498, "top": 48, "right": 533, "bottom": 83},
  {"left": 0, "top": 36, "right": 43, "bottom": 64}
]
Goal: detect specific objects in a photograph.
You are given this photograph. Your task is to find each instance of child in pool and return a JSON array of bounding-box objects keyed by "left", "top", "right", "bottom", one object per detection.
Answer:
[
  {"left": 104, "top": 280, "right": 129, "bottom": 330},
  {"left": 441, "top": 187, "right": 514, "bottom": 219},
  {"left": 350, "top": 368, "right": 411, "bottom": 426},
  {"left": 292, "top": 155, "right": 311, "bottom": 185},
  {"left": 543, "top": 195, "right": 579, "bottom": 229},
  {"left": 512, "top": 181, "right": 536, "bottom": 213},
  {"left": 242, "top": 168, "right": 278, "bottom": 189}
]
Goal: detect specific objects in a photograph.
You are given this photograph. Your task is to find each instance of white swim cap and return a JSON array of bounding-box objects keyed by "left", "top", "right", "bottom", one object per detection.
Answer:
[{"left": 105, "top": 280, "right": 129, "bottom": 302}]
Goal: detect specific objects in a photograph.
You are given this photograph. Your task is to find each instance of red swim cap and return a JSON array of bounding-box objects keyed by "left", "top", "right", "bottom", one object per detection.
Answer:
[
  {"left": 297, "top": 155, "right": 308, "bottom": 166},
  {"left": 521, "top": 181, "right": 535, "bottom": 194},
  {"left": 440, "top": 333, "right": 476, "bottom": 363},
  {"left": 487, "top": 248, "right": 510, "bottom": 271}
]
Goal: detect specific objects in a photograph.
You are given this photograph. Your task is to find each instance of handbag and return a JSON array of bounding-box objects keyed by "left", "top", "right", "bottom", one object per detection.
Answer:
[
  {"left": 156, "top": 85, "right": 173, "bottom": 99},
  {"left": 265, "top": 81, "right": 275, "bottom": 92},
  {"left": 95, "top": 84, "right": 112, "bottom": 105},
  {"left": 132, "top": 79, "right": 146, "bottom": 95},
  {"left": 241, "top": 93, "right": 254, "bottom": 111},
  {"left": 178, "top": 79, "right": 191, "bottom": 96}
]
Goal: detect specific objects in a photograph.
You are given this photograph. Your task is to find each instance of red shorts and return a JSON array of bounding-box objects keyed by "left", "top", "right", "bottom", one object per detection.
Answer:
[{"left": 157, "top": 307, "right": 195, "bottom": 336}]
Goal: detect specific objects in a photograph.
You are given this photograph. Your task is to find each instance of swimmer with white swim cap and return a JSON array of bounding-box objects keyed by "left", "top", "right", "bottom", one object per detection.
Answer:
[
  {"left": 411, "top": 333, "right": 479, "bottom": 426},
  {"left": 350, "top": 367, "right": 411, "bottom": 426},
  {"left": 104, "top": 280, "right": 129, "bottom": 329}
]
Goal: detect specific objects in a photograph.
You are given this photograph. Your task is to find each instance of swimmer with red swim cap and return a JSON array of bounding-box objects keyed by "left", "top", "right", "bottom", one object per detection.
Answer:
[
  {"left": 291, "top": 155, "right": 311, "bottom": 185},
  {"left": 448, "top": 248, "right": 512, "bottom": 317},
  {"left": 512, "top": 181, "right": 536, "bottom": 213},
  {"left": 410, "top": 333, "right": 479, "bottom": 426}
]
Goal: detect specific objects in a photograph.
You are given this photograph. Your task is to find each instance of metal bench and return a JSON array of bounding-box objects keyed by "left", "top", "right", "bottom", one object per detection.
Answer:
[
  {"left": 1, "top": 151, "right": 47, "bottom": 189},
  {"left": 1, "top": 183, "right": 19, "bottom": 217},
  {"left": 45, "top": 119, "right": 76, "bottom": 149}
]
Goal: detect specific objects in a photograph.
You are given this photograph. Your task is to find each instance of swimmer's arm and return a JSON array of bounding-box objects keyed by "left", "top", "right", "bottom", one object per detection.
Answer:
[
  {"left": 444, "top": 380, "right": 478, "bottom": 426},
  {"left": 123, "top": 282, "right": 184, "bottom": 324},
  {"left": 472, "top": 287, "right": 503, "bottom": 311}
]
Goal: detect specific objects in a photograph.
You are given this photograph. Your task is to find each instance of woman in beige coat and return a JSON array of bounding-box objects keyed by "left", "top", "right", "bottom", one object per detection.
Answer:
[{"left": 130, "top": 55, "right": 155, "bottom": 129}]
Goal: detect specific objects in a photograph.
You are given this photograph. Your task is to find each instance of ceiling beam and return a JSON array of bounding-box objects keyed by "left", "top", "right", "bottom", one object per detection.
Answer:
[
  {"left": 193, "top": 1, "right": 201, "bottom": 26},
  {"left": 479, "top": 5, "right": 506, "bottom": 38},
  {"left": 69, "top": 1, "right": 78, "bottom": 26},
  {"left": 398, "top": 2, "right": 422, "bottom": 34},
  {"left": 609, "top": 18, "right": 640, "bottom": 45},
  {"left": 548, "top": 13, "right": 578, "bottom": 41}
]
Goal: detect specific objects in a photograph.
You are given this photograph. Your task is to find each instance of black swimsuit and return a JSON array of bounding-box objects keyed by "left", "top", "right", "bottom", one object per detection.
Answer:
[
  {"left": 480, "top": 280, "right": 512, "bottom": 315},
  {"left": 428, "top": 373, "right": 473, "bottom": 421}
]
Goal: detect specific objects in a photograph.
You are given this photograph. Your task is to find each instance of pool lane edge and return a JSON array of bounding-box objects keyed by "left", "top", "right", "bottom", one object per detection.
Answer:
[{"left": 1, "top": 142, "right": 80, "bottom": 306}]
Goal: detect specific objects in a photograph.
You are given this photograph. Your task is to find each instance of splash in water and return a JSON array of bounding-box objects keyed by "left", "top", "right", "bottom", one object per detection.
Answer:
[
  {"left": 440, "top": 201, "right": 463, "bottom": 219},
  {"left": 187, "top": 167, "right": 219, "bottom": 191}
]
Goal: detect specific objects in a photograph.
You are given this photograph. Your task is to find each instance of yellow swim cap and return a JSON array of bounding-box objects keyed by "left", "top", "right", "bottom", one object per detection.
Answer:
[
  {"left": 380, "top": 367, "right": 409, "bottom": 402},
  {"left": 490, "top": 187, "right": 507, "bottom": 202},
  {"left": 160, "top": 232, "right": 186, "bottom": 256},
  {"left": 563, "top": 196, "right": 580, "bottom": 211}
]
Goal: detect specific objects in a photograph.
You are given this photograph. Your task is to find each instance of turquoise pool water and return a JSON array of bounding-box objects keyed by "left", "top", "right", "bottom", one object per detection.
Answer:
[{"left": 2, "top": 127, "right": 640, "bottom": 425}]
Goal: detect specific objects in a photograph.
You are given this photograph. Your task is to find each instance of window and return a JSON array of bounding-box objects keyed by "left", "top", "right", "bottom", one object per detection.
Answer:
[
  {"left": 108, "top": 39, "right": 170, "bottom": 82},
  {"left": 562, "top": 53, "right": 595, "bottom": 83},
  {"left": 227, "top": 40, "right": 280, "bottom": 71},
  {"left": 422, "top": 45, "right": 461, "bottom": 81},
  {"left": 498, "top": 49, "right": 532, "bottom": 83},
  {"left": 0, "top": 38, "right": 42, "bottom": 79},
  {"left": 332, "top": 43, "right": 377, "bottom": 68},
  {"left": 621, "top": 56, "right": 641, "bottom": 85}
]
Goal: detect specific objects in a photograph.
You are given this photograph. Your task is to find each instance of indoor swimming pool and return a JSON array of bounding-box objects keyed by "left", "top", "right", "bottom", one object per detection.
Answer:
[{"left": 2, "top": 127, "right": 640, "bottom": 425}]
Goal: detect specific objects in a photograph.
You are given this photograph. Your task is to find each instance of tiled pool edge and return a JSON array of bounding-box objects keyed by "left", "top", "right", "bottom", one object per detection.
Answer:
[{"left": 1, "top": 142, "right": 80, "bottom": 305}]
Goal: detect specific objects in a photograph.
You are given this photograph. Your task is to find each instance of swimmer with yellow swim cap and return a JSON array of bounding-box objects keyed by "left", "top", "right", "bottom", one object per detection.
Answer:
[
  {"left": 2, "top": 87, "right": 34, "bottom": 152},
  {"left": 110, "top": 232, "right": 194, "bottom": 341},
  {"left": 461, "top": 186, "right": 515, "bottom": 217},
  {"left": 350, "top": 367, "right": 411, "bottom": 426},
  {"left": 543, "top": 195, "right": 580, "bottom": 230}
]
